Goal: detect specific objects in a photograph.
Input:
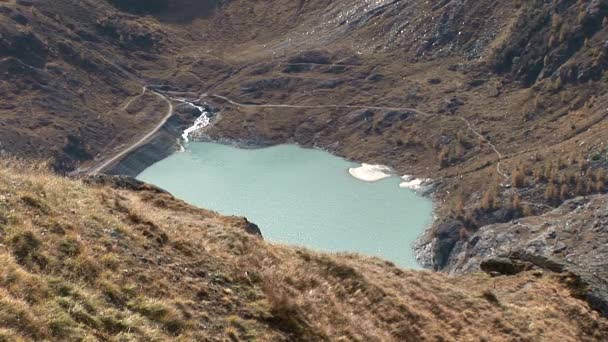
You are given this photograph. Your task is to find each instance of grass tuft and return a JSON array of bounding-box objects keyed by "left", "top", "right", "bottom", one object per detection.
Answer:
[{"left": 127, "top": 297, "right": 187, "bottom": 335}]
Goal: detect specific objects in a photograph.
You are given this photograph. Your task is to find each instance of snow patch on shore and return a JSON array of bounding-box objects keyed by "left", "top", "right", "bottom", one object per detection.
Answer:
[
  {"left": 399, "top": 175, "right": 433, "bottom": 192},
  {"left": 348, "top": 163, "right": 393, "bottom": 182}
]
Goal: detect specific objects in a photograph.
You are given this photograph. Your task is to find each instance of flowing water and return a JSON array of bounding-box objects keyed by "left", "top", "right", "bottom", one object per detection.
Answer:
[{"left": 138, "top": 142, "right": 433, "bottom": 268}]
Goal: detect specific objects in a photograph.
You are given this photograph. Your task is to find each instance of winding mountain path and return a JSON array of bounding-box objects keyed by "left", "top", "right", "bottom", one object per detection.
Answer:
[
  {"left": 87, "top": 88, "right": 174, "bottom": 175},
  {"left": 86, "top": 88, "right": 508, "bottom": 181}
]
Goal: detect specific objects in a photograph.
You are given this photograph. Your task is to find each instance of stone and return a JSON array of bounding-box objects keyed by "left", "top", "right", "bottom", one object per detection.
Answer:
[
  {"left": 480, "top": 257, "right": 526, "bottom": 275},
  {"left": 432, "top": 220, "right": 464, "bottom": 270},
  {"left": 287, "top": 50, "right": 331, "bottom": 64}
]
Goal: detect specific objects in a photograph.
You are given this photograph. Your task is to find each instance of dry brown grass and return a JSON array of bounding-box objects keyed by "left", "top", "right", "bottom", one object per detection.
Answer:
[{"left": 0, "top": 161, "right": 606, "bottom": 341}]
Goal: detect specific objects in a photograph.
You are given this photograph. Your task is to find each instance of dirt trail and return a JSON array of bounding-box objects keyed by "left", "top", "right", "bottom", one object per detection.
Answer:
[
  {"left": 207, "top": 94, "right": 509, "bottom": 179},
  {"left": 85, "top": 89, "right": 509, "bottom": 181},
  {"left": 87, "top": 89, "right": 174, "bottom": 175}
]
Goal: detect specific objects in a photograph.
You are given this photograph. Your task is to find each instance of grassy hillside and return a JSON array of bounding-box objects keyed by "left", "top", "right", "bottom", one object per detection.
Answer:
[
  {"left": 0, "top": 160, "right": 606, "bottom": 341},
  {"left": 0, "top": 0, "right": 608, "bottom": 318}
]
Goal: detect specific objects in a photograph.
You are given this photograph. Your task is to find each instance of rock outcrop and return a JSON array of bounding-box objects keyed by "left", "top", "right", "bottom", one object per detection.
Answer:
[
  {"left": 447, "top": 195, "right": 608, "bottom": 282},
  {"left": 481, "top": 251, "right": 608, "bottom": 318}
]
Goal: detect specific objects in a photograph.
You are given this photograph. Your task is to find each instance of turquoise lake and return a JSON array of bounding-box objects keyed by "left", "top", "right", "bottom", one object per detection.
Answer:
[{"left": 137, "top": 142, "right": 433, "bottom": 268}]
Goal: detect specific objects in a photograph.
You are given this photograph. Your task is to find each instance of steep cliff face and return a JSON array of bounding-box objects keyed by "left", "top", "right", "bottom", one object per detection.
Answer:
[{"left": 0, "top": 161, "right": 606, "bottom": 341}]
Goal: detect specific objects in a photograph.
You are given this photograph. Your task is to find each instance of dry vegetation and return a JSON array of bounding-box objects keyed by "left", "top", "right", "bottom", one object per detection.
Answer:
[
  {"left": 445, "top": 150, "right": 608, "bottom": 239},
  {"left": 0, "top": 160, "right": 606, "bottom": 341},
  {"left": 1, "top": 0, "right": 608, "bottom": 272}
]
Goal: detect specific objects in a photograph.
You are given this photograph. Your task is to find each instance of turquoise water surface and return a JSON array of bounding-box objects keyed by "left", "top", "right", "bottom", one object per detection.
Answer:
[{"left": 137, "top": 142, "right": 432, "bottom": 268}]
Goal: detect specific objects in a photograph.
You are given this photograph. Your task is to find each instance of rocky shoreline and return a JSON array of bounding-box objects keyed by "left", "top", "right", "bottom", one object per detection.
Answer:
[
  {"left": 107, "top": 111, "right": 443, "bottom": 271},
  {"left": 104, "top": 99, "right": 213, "bottom": 177}
]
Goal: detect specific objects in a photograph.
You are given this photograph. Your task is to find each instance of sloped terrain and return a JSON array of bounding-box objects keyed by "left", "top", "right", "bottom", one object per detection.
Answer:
[
  {"left": 0, "top": 161, "right": 607, "bottom": 341},
  {"left": 1, "top": 0, "right": 607, "bottom": 276},
  {"left": 449, "top": 193, "right": 608, "bottom": 281}
]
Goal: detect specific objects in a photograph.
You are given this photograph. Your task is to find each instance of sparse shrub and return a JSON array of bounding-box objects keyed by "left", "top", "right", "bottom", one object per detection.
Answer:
[
  {"left": 20, "top": 194, "right": 49, "bottom": 214},
  {"left": 481, "top": 189, "right": 497, "bottom": 212},
  {"left": 576, "top": 179, "right": 587, "bottom": 196},
  {"left": 99, "top": 314, "right": 130, "bottom": 335},
  {"left": 65, "top": 256, "right": 100, "bottom": 283},
  {"left": 58, "top": 236, "right": 82, "bottom": 257},
  {"left": 100, "top": 253, "right": 120, "bottom": 271},
  {"left": 99, "top": 280, "right": 130, "bottom": 306},
  {"left": 579, "top": 157, "right": 588, "bottom": 171},
  {"left": 481, "top": 290, "right": 500, "bottom": 306},
  {"left": 595, "top": 180, "right": 605, "bottom": 193},
  {"left": 545, "top": 183, "right": 559, "bottom": 204},
  {"left": 438, "top": 146, "right": 450, "bottom": 168},
  {"left": 560, "top": 184, "right": 570, "bottom": 201},
  {"left": 8, "top": 231, "right": 47, "bottom": 270},
  {"left": 451, "top": 195, "right": 465, "bottom": 217},
  {"left": 127, "top": 297, "right": 186, "bottom": 335},
  {"left": 261, "top": 271, "right": 310, "bottom": 337},
  {"left": 509, "top": 193, "right": 522, "bottom": 214},
  {"left": 534, "top": 166, "right": 547, "bottom": 183},
  {"left": 512, "top": 169, "right": 526, "bottom": 188},
  {"left": 0, "top": 296, "right": 43, "bottom": 339}
]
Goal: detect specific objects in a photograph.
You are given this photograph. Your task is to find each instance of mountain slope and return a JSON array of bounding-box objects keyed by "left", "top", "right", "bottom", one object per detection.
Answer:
[
  {"left": 1, "top": 0, "right": 608, "bottom": 279},
  {"left": 0, "top": 161, "right": 606, "bottom": 341}
]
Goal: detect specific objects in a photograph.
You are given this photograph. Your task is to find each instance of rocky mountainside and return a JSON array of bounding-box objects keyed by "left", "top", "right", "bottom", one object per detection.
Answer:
[
  {"left": 1, "top": 0, "right": 608, "bottom": 313},
  {"left": 0, "top": 160, "right": 607, "bottom": 341},
  {"left": 448, "top": 194, "right": 608, "bottom": 278}
]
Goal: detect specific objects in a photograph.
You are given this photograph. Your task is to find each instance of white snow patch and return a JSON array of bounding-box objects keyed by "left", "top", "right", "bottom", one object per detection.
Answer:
[
  {"left": 348, "top": 163, "right": 393, "bottom": 182},
  {"left": 399, "top": 175, "right": 433, "bottom": 192}
]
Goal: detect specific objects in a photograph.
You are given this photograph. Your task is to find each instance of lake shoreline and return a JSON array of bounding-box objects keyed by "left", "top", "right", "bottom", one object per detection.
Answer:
[
  {"left": 106, "top": 116, "right": 440, "bottom": 269},
  {"left": 138, "top": 142, "right": 434, "bottom": 268}
]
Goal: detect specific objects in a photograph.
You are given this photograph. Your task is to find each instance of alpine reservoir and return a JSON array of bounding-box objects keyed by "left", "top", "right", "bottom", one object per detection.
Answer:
[{"left": 138, "top": 142, "right": 433, "bottom": 267}]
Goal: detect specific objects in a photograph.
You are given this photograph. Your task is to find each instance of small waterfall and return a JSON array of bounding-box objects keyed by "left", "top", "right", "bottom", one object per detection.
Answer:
[{"left": 179, "top": 100, "right": 211, "bottom": 143}]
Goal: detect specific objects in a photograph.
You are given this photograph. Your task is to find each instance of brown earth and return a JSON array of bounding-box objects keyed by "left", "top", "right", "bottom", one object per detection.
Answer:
[
  {"left": 0, "top": 160, "right": 607, "bottom": 341},
  {"left": 1, "top": 1, "right": 607, "bottom": 273}
]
